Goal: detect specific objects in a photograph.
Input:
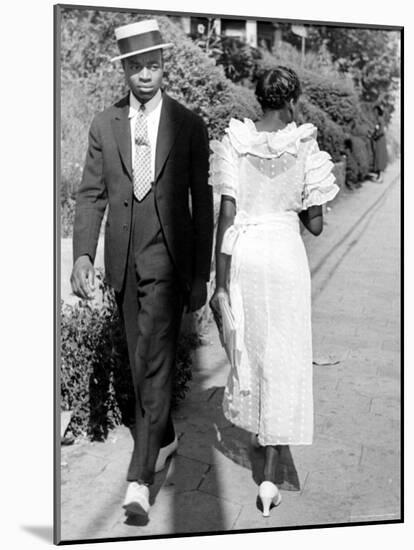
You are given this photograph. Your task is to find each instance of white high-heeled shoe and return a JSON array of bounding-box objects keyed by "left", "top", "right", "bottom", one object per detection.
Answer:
[{"left": 258, "top": 481, "right": 282, "bottom": 517}]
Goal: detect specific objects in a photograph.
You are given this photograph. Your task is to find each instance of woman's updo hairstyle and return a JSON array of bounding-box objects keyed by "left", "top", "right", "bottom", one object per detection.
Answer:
[{"left": 255, "top": 66, "right": 301, "bottom": 110}]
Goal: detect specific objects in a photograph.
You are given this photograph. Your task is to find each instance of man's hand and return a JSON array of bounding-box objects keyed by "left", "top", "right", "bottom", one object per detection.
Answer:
[
  {"left": 187, "top": 277, "right": 208, "bottom": 312},
  {"left": 70, "top": 255, "right": 95, "bottom": 300}
]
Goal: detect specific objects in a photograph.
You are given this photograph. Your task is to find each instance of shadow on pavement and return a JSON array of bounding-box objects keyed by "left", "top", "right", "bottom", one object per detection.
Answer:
[
  {"left": 123, "top": 513, "right": 150, "bottom": 527},
  {"left": 168, "top": 382, "right": 301, "bottom": 535},
  {"left": 211, "top": 388, "right": 300, "bottom": 492}
]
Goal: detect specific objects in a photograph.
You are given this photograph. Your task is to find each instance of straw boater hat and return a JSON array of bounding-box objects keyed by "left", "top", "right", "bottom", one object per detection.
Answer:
[{"left": 111, "top": 19, "right": 173, "bottom": 62}]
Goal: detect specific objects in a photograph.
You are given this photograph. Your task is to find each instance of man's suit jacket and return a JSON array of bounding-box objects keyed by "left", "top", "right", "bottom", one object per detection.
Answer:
[{"left": 73, "top": 92, "right": 214, "bottom": 294}]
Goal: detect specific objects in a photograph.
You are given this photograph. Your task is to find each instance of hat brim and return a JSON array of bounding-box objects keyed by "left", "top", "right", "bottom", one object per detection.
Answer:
[{"left": 110, "top": 43, "right": 173, "bottom": 62}]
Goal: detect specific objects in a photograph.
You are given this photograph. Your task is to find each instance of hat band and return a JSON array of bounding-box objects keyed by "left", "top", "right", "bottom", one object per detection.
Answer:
[{"left": 117, "top": 30, "right": 164, "bottom": 56}]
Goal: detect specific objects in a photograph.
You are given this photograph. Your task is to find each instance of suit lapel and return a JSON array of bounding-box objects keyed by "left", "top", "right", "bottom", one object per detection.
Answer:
[
  {"left": 154, "top": 93, "right": 182, "bottom": 183},
  {"left": 111, "top": 95, "right": 132, "bottom": 180}
]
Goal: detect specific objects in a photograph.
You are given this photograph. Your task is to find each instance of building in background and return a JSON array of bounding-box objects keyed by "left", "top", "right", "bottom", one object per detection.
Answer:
[{"left": 175, "top": 15, "right": 282, "bottom": 50}]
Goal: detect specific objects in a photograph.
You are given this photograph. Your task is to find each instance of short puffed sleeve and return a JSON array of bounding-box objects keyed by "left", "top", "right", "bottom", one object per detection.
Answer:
[
  {"left": 208, "top": 135, "right": 238, "bottom": 200},
  {"left": 302, "top": 139, "right": 339, "bottom": 210}
]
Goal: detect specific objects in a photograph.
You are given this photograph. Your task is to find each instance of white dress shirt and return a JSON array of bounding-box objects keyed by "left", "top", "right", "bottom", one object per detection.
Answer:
[{"left": 129, "top": 89, "right": 163, "bottom": 182}]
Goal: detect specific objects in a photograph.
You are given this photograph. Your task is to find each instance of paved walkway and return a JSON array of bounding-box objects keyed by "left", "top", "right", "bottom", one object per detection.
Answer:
[{"left": 59, "top": 162, "right": 401, "bottom": 542}]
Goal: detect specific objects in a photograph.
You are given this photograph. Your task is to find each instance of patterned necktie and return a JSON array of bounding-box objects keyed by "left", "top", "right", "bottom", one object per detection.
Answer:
[{"left": 133, "top": 103, "right": 152, "bottom": 201}]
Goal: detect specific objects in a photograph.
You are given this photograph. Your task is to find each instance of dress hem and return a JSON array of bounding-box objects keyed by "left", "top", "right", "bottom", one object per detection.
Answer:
[{"left": 224, "top": 413, "right": 313, "bottom": 446}]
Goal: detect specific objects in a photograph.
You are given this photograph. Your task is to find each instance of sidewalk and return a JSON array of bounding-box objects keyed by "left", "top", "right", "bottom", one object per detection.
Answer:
[{"left": 59, "top": 162, "right": 401, "bottom": 542}]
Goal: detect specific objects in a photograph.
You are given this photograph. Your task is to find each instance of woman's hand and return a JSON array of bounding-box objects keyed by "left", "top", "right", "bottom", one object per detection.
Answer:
[
  {"left": 299, "top": 205, "right": 323, "bottom": 236},
  {"left": 209, "top": 287, "right": 228, "bottom": 333}
]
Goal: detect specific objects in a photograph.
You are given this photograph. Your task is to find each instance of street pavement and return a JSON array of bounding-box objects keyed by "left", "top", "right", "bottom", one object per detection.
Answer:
[{"left": 59, "top": 161, "right": 401, "bottom": 542}]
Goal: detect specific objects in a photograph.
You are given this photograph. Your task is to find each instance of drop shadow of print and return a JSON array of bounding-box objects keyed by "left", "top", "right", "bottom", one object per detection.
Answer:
[{"left": 20, "top": 526, "right": 54, "bottom": 543}]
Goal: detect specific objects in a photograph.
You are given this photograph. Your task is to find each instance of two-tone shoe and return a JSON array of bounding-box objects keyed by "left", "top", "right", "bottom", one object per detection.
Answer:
[{"left": 123, "top": 482, "right": 150, "bottom": 516}]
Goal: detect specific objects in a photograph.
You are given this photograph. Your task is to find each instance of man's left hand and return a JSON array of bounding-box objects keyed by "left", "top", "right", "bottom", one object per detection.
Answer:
[{"left": 187, "top": 277, "right": 208, "bottom": 312}]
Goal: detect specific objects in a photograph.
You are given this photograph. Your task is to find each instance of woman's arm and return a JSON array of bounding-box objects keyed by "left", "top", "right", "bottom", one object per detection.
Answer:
[
  {"left": 210, "top": 195, "right": 236, "bottom": 324},
  {"left": 299, "top": 205, "right": 323, "bottom": 236},
  {"left": 214, "top": 195, "right": 236, "bottom": 290}
]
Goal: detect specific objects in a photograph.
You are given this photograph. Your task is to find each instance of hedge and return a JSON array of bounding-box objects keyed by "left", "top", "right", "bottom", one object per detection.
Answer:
[
  {"left": 61, "top": 270, "right": 198, "bottom": 441},
  {"left": 300, "top": 70, "right": 360, "bottom": 128},
  {"left": 297, "top": 97, "right": 346, "bottom": 162},
  {"left": 159, "top": 16, "right": 262, "bottom": 140}
]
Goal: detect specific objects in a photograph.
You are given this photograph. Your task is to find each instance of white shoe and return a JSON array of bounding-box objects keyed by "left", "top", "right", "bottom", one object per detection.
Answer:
[
  {"left": 123, "top": 482, "right": 150, "bottom": 516},
  {"left": 155, "top": 435, "right": 178, "bottom": 473},
  {"left": 258, "top": 481, "right": 282, "bottom": 517}
]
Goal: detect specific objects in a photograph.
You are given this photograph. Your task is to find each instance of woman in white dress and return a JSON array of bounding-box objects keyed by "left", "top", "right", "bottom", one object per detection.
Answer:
[{"left": 209, "top": 66, "right": 339, "bottom": 516}]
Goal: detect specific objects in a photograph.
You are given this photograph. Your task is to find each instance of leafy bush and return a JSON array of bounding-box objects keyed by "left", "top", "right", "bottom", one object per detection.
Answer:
[
  {"left": 300, "top": 71, "right": 359, "bottom": 128},
  {"left": 300, "top": 71, "right": 375, "bottom": 173},
  {"left": 60, "top": 81, "right": 92, "bottom": 202},
  {"left": 257, "top": 40, "right": 348, "bottom": 85},
  {"left": 344, "top": 135, "right": 372, "bottom": 184},
  {"left": 61, "top": 197, "right": 75, "bottom": 238},
  {"left": 297, "top": 97, "right": 346, "bottom": 162},
  {"left": 278, "top": 25, "right": 400, "bottom": 118},
  {"left": 215, "top": 36, "right": 263, "bottom": 84},
  {"left": 311, "top": 27, "right": 400, "bottom": 113},
  {"left": 159, "top": 16, "right": 261, "bottom": 139},
  {"left": 61, "top": 270, "right": 197, "bottom": 441}
]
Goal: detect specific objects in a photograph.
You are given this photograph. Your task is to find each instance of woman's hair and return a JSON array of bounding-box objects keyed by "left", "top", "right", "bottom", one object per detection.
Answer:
[{"left": 255, "top": 66, "right": 301, "bottom": 110}]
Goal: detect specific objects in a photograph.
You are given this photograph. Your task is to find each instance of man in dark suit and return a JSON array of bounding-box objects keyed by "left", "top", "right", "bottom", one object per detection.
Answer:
[{"left": 70, "top": 19, "right": 214, "bottom": 517}]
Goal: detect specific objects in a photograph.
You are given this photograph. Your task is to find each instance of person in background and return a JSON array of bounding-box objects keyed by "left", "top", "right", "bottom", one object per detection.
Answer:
[
  {"left": 209, "top": 66, "right": 339, "bottom": 517},
  {"left": 371, "top": 105, "right": 388, "bottom": 183},
  {"left": 70, "top": 19, "right": 214, "bottom": 518}
]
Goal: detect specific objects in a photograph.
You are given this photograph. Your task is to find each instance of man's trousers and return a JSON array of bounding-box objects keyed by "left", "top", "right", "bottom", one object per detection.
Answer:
[{"left": 115, "top": 191, "right": 184, "bottom": 485}]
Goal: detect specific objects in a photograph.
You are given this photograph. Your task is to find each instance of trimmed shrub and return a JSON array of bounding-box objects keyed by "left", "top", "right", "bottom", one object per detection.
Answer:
[
  {"left": 257, "top": 41, "right": 348, "bottom": 87},
  {"left": 215, "top": 35, "right": 263, "bottom": 85},
  {"left": 159, "top": 16, "right": 261, "bottom": 139},
  {"left": 300, "top": 71, "right": 375, "bottom": 173},
  {"left": 344, "top": 135, "right": 372, "bottom": 184},
  {"left": 61, "top": 197, "right": 76, "bottom": 238},
  {"left": 297, "top": 98, "right": 346, "bottom": 162},
  {"left": 60, "top": 81, "right": 92, "bottom": 202},
  {"left": 61, "top": 270, "right": 197, "bottom": 441},
  {"left": 300, "top": 71, "right": 359, "bottom": 128}
]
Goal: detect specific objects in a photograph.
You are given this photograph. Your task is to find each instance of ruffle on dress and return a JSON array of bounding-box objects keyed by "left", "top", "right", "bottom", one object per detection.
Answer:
[
  {"left": 226, "top": 118, "right": 317, "bottom": 159},
  {"left": 209, "top": 135, "right": 238, "bottom": 199},
  {"left": 209, "top": 117, "right": 339, "bottom": 208},
  {"left": 302, "top": 148, "right": 339, "bottom": 209}
]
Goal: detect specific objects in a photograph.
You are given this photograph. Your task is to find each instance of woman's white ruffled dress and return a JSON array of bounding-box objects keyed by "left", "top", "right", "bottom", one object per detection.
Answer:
[{"left": 209, "top": 118, "right": 339, "bottom": 446}]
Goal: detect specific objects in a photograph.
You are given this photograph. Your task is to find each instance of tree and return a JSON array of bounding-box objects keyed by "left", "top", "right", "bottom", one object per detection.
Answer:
[
  {"left": 281, "top": 25, "right": 401, "bottom": 118},
  {"left": 320, "top": 28, "right": 399, "bottom": 102}
]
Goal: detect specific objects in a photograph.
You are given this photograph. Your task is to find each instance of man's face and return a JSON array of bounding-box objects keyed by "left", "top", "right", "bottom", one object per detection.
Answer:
[{"left": 122, "top": 50, "right": 163, "bottom": 103}]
